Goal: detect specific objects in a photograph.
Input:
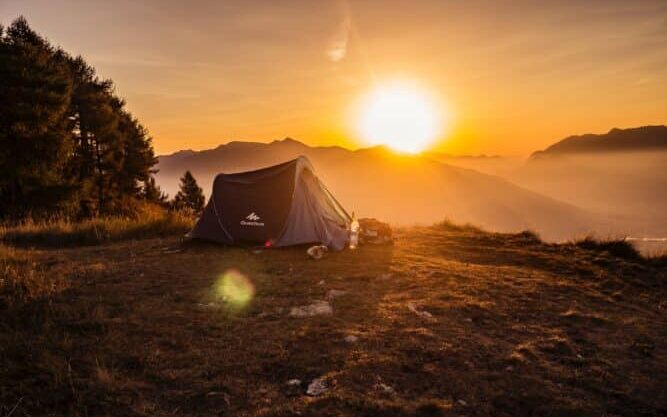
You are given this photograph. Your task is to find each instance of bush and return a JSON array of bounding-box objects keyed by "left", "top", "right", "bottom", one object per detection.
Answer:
[
  {"left": 574, "top": 236, "right": 641, "bottom": 260},
  {"left": 515, "top": 230, "right": 542, "bottom": 243},
  {"left": 436, "top": 219, "right": 483, "bottom": 233}
]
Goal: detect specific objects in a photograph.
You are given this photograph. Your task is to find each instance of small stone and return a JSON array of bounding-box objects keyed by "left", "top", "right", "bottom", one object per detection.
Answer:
[
  {"left": 317, "top": 280, "right": 325, "bottom": 285},
  {"left": 289, "top": 300, "right": 333, "bottom": 317},
  {"left": 505, "top": 365, "right": 514, "bottom": 372},
  {"left": 344, "top": 335, "right": 359, "bottom": 343},
  {"left": 306, "top": 377, "right": 329, "bottom": 396},
  {"left": 458, "top": 399, "right": 467, "bottom": 406},
  {"left": 407, "top": 302, "right": 435, "bottom": 320},
  {"left": 375, "top": 382, "right": 395, "bottom": 394},
  {"left": 287, "top": 379, "right": 301, "bottom": 386},
  {"left": 326, "top": 289, "right": 347, "bottom": 300}
]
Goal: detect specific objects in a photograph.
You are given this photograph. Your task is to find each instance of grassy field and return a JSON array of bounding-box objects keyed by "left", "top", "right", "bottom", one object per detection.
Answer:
[{"left": 1, "top": 222, "right": 665, "bottom": 416}]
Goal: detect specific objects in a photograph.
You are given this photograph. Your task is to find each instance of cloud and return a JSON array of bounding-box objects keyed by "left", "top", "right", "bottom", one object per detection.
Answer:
[{"left": 327, "top": 17, "right": 350, "bottom": 62}]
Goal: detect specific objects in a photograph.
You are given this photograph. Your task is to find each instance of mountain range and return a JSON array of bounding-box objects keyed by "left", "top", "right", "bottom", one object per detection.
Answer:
[
  {"left": 156, "top": 126, "right": 667, "bottom": 241},
  {"left": 532, "top": 125, "right": 667, "bottom": 157}
]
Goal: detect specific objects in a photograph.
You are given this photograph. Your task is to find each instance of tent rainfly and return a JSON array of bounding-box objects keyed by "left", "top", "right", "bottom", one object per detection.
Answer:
[{"left": 189, "top": 156, "right": 351, "bottom": 250}]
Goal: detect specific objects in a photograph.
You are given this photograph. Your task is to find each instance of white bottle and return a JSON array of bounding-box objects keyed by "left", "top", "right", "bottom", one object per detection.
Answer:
[{"left": 349, "top": 212, "right": 359, "bottom": 249}]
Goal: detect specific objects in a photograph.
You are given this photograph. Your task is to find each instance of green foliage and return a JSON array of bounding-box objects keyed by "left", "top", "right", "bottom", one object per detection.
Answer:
[
  {"left": 0, "top": 17, "right": 157, "bottom": 219},
  {"left": 172, "top": 171, "right": 205, "bottom": 213}
]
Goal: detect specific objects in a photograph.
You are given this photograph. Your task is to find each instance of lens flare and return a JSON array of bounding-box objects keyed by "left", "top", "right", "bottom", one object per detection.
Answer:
[{"left": 214, "top": 269, "right": 255, "bottom": 310}]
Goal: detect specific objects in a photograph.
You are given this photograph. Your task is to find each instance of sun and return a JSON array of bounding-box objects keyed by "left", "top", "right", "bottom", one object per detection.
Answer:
[{"left": 355, "top": 80, "right": 445, "bottom": 153}]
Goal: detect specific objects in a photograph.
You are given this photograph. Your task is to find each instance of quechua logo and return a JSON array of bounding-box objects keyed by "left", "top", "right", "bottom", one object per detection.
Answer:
[{"left": 241, "top": 212, "right": 264, "bottom": 226}]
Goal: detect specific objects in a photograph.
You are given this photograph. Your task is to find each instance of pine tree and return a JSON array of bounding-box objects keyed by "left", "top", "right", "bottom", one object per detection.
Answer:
[
  {"left": 142, "top": 176, "right": 169, "bottom": 206},
  {"left": 0, "top": 17, "right": 74, "bottom": 218},
  {"left": 67, "top": 60, "right": 123, "bottom": 214},
  {"left": 117, "top": 111, "right": 157, "bottom": 197},
  {"left": 0, "top": 17, "right": 159, "bottom": 219},
  {"left": 172, "top": 171, "right": 205, "bottom": 213}
]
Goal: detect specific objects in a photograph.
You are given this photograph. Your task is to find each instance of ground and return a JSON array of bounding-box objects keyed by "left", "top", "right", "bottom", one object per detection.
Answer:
[{"left": 1, "top": 225, "right": 666, "bottom": 416}]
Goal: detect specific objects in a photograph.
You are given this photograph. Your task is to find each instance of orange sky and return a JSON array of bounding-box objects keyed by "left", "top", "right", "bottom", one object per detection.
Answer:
[{"left": 2, "top": 0, "right": 666, "bottom": 155}]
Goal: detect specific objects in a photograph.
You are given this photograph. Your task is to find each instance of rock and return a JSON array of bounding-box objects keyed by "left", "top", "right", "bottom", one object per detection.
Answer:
[
  {"left": 317, "top": 280, "right": 325, "bottom": 285},
  {"left": 307, "top": 245, "right": 328, "bottom": 260},
  {"left": 326, "top": 289, "right": 347, "bottom": 300},
  {"left": 344, "top": 335, "right": 359, "bottom": 343},
  {"left": 505, "top": 365, "right": 514, "bottom": 372},
  {"left": 375, "top": 382, "right": 395, "bottom": 394},
  {"left": 289, "top": 300, "right": 333, "bottom": 317},
  {"left": 458, "top": 399, "right": 467, "bottom": 406},
  {"left": 287, "top": 379, "right": 301, "bottom": 386},
  {"left": 407, "top": 302, "right": 435, "bottom": 320},
  {"left": 161, "top": 248, "right": 182, "bottom": 254},
  {"left": 306, "top": 377, "right": 329, "bottom": 396}
]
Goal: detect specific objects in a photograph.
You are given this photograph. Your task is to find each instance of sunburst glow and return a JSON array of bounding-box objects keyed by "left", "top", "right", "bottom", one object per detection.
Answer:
[{"left": 356, "top": 81, "right": 445, "bottom": 153}]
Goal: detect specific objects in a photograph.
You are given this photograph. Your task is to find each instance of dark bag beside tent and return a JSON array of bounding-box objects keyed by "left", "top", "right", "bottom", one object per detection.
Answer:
[{"left": 189, "top": 156, "right": 351, "bottom": 250}]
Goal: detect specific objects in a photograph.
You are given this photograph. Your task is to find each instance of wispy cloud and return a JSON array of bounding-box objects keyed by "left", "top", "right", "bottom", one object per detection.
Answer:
[{"left": 327, "top": 17, "right": 350, "bottom": 62}]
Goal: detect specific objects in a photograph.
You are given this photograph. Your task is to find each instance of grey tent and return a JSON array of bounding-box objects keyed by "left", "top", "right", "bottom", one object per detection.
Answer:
[{"left": 189, "top": 156, "right": 351, "bottom": 250}]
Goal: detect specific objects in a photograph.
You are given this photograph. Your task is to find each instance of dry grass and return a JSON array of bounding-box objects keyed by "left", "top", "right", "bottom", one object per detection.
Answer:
[
  {"left": 0, "top": 225, "right": 665, "bottom": 416},
  {"left": 573, "top": 235, "right": 642, "bottom": 260},
  {"left": 0, "top": 244, "right": 68, "bottom": 308},
  {"left": 0, "top": 206, "right": 194, "bottom": 248}
]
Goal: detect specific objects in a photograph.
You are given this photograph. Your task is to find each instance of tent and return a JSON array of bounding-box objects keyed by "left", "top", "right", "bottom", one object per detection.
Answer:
[{"left": 189, "top": 156, "right": 351, "bottom": 250}]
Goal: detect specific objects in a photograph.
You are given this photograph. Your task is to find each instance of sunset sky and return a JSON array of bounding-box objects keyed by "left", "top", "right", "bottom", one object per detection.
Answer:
[{"left": 2, "top": 0, "right": 666, "bottom": 155}]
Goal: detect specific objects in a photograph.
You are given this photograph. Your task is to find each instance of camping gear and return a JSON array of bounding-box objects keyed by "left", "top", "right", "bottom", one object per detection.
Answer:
[
  {"left": 349, "top": 212, "right": 360, "bottom": 249},
  {"left": 189, "top": 156, "right": 351, "bottom": 250},
  {"left": 359, "top": 218, "right": 393, "bottom": 245}
]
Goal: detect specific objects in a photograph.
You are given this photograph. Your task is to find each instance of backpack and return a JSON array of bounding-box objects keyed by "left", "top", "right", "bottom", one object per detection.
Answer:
[{"left": 359, "top": 218, "right": 393, "bottom": 245}]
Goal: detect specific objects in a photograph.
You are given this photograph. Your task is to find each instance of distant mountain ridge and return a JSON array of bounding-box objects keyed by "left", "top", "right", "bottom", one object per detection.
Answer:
[
  {"left": 156, "top": 138, "right": 603, "bottom": 241},
  {"left": 532, "top": 125, "right": 667, "bottom": 157},
  {"left": 513, "top": 126, "right": 667, "bottom": 236}
]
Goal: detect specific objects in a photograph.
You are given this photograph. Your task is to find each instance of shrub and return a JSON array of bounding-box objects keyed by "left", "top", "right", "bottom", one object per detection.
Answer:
[
  {"left": 515, "top": 230, "right": 542, "bottom": 243},
  {"left": 574, "top": 236, "right": 641, "bottom": 260},
  {"left": 437, "top": 219, "right": 483, "bottom": 233}
]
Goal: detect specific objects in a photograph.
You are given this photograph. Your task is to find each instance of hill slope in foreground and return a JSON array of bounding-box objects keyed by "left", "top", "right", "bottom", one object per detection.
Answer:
[{"left": 2, "top": 226, "right": 666, "bottom": 416}]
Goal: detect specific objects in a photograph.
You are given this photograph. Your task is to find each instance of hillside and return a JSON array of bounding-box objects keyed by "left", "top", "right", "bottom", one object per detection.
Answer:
[
  {"left": 2, "top": 225, "right": 665, "bottom": 416},
  {"left": 423, "top": 153, "right": 524, "bottom": 178},
  {"left": 512, "top": 127, "right": 667, "bottom": 235},
  {"left": 532, "top": 126, "right": 667, "bottom": 157},
  {"left": 157, "top": 139, "right": 595, "bottom": 241}
]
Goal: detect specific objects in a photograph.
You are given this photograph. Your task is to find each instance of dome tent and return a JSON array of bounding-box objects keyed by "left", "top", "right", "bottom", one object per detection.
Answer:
[{"left": 189, "top": 156, "right": 351, "bottom": 250}]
